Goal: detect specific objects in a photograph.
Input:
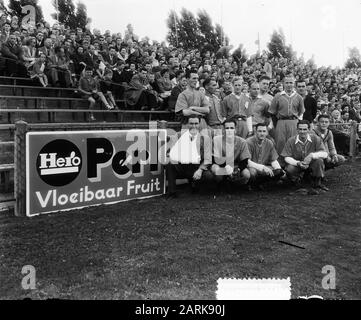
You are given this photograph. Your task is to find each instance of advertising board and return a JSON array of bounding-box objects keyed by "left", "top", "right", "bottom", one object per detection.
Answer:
[{"left": 26, "top": 129, "right": 167, "bottom": 217}]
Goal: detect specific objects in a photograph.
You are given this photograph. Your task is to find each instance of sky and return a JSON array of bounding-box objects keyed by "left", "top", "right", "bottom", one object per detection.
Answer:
[{"left": 30, "top": 0, "right": 361, "bottom": 67}]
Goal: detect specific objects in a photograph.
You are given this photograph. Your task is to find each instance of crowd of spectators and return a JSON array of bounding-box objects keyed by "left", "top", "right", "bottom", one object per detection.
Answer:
[{"left": 1, "top": 12, "right": 361, "bottom": 127}]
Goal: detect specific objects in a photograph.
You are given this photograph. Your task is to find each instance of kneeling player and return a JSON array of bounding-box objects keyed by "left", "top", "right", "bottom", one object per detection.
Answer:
[
  {"left": 313, "top": 114, "right": 345, "bottom": 170},
  {"left": 167, "top": 115, "right": 213, "bottom": 197},
  {"left": 247, "top": 123, "right": 285, "bottom": 188},
  {"left": 281, "top": 120, "right": 329, "bottom": 191},
  {"left": 211, "top": 119, "right": 251, "bottom": 189}
]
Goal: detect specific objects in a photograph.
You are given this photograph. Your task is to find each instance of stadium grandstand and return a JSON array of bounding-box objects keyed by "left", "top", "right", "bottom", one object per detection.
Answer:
[{"left": 0, "top": 8, "right": 361, "bottom": 205}]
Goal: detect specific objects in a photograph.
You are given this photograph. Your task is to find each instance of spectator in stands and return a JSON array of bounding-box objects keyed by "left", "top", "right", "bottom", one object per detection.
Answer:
[
  {"left": 94, "top": 56, "right": 107, "bottom": 80},
  {"left": 114, "top": 37, "right": 123, "bottom": 52},
  {"left": 70, "top": 45, "right": 86, "bottom": 78},
  {"left": 0, "top": 13, "right": 7, "bottom": 29},
  {"left": 48, "top": 46, "right": 73, "bottom": 87},
  {"left": 1, "top": 33, "right": 27, "bottom": 77},
  {"left": 168, "top": 73, "right": 187, "bottom": 112},
  {"left": 349, "top": 102, "right": 361, "bottom": 122},
  {"left": 35, "top": 31, "right": 44, "bottom": 49},
  {"left": 117, "top": 47, "right": 128, "bottom": 63},
  {"left": 30, "top": 52, "right": 48, "bottom": 87},
  {"left": 38, "top": 38, "right": 54, "bottom": 59},
  {"left": 1, "top": 22, "right": 11, "bottom": 43},
  {"left": 102, "top": 46, "right": 119, "bottom": 70},
  {"left": 157, "top": 68, "right": 172, "bottom": 108},
  {"left": 22, "top": 37, "right": 37, "bottom": 70},
  {"left": 10, "top": 16, "right": 19, "bottom": 32},
  {"left": 147, "top": 72, "right": 161, "bottom": 94},
  {"left": 79, "top": 66, "right": 108, "bottom": 121},
  {"left": 111, "top": 61, "right": 127, "bottom": 99},
  {"left": 125, "top": 67, "right": 158, "bottom": 110},
  {"left": 99, "top": 69, "right": 117, "bottom": 109},
  {"left": 263, "top": 57, "right": 272, "bottom": 78},
  {"left": 81, "top": 42, "right": 97, "bottom": 70}
]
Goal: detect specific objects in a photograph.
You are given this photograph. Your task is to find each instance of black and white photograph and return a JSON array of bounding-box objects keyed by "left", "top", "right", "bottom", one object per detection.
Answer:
[{"left": 0, "top": 0, "right": 360, "bottom": 307}]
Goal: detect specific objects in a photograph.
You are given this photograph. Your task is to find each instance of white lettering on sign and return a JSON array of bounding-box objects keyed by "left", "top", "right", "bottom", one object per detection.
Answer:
[
  {"left": 39, "top": 152, "right": 81, "bottom": 176},
  {"left": 35, "top": 179, "right": 161, "bottom": 209},
  {"left": 21, "top": 5, "right": 36, "bottom": 29},
  {"left": 21, "top": 265, "right": 36, "bottom": 290}
]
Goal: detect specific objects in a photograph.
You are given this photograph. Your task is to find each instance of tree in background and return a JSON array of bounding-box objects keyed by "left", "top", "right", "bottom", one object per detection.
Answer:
[
  {"left": 267, "top": 28, "right": 295, "bottom": 59},
  {"left": 267, "top": 29, "right": 286, "bottom": 58},
  {"left": 178, "top": 8, "right": 201, "bottom": 50},
  {"left": 51, "top": 0, "right": 76, "bottom": 28},
  {"left": 197, "top": 10, "right": 217, "bottom": 49},
  {"left": 51, "top": 0, "right": 91, "bottom": 30},
  {"left": 345, "top": 47, "right": 361, "bottom": 68},
  {"left": 215, "top": 23, "right": 229, "bottom": 48},
  {"left": 0, "top": 0, "right": 9, "bottom": 15},
  {"left": 75, "top": 1, "right": 91, "bottom": 30},
  {"left": 7, "top": 0, "right": 44, "bottom": 23},
  {"left": 166, "top": 10, "right": 181, "bottom": 47},
  {"left": 232, "top": 43, "right": 248, "bottom": 65},
  {"left": 166, "top": 8, "right": 229, "bottom": 52}
]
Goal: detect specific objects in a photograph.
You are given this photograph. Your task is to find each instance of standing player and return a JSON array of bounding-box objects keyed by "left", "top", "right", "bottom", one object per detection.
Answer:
[
  {"left": 296, "top": 79, "right": 317, "bottom": 124},
  {"left": 249, "top": 82, "right": 272, "bottom": 128},
  {"left": 221, "top": 77, "right": 253, "bottom": 138},
  {"left": 203, "top": 77, "right": 225, "bottom": 134},
  {"left": 269, "top": 74, "right": 305, "bottom": 154},
  {"left": 175, "top": 69, "right": 210, "bottom": 130},
  {"left": 259, "top": 75, "right": 273, "bottom": 105}
]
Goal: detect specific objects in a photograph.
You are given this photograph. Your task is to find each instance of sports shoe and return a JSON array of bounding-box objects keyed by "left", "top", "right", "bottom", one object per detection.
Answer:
[
  {"left": 307, "top": 188, "right": 319, "bottom": 195},
  {"left": 317, "top": 184, "right": 329, "bottom": 192}
]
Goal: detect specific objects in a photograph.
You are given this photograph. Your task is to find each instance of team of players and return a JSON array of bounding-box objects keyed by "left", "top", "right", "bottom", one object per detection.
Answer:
[{"left": 167, "top": 71, "right": 345, "bottom": 196}]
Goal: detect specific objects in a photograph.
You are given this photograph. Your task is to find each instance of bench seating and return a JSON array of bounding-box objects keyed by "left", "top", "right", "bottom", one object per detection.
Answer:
[
  {"left": 0, "top": 107, "right": 173, "bottom": 123},
  {"left": 0, "top": 163, "right": 14, "bottom": 193}
]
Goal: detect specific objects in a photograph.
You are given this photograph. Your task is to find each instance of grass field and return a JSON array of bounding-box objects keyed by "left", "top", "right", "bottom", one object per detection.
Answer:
[{"left": 0, "top": 161, "right": 360, "bottom": 300}]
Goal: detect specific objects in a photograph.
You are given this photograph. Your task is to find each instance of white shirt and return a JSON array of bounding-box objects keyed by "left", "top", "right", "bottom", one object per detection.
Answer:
[{"left": 169, "top": 131, "right": 200, "bottom": 164}]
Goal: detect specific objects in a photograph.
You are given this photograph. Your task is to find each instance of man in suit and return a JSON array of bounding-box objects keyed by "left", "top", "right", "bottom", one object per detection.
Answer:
[
  {"left": 296, "top": 79, "right": 317, "bottom": 124},
  {"left": 102, "top": 46, "right": 119, "bottom": 70},
  {"left": 1, "top": 33, "right": 27, "bottom": 77},
  {"left": 35, "top": 31, "right": 44, "bottom": 49}
]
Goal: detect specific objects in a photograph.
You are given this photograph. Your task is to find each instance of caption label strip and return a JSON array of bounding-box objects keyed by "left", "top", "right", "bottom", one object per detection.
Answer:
[{"left": 217, "top": 278, "right": 291, "bottom": 300}]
